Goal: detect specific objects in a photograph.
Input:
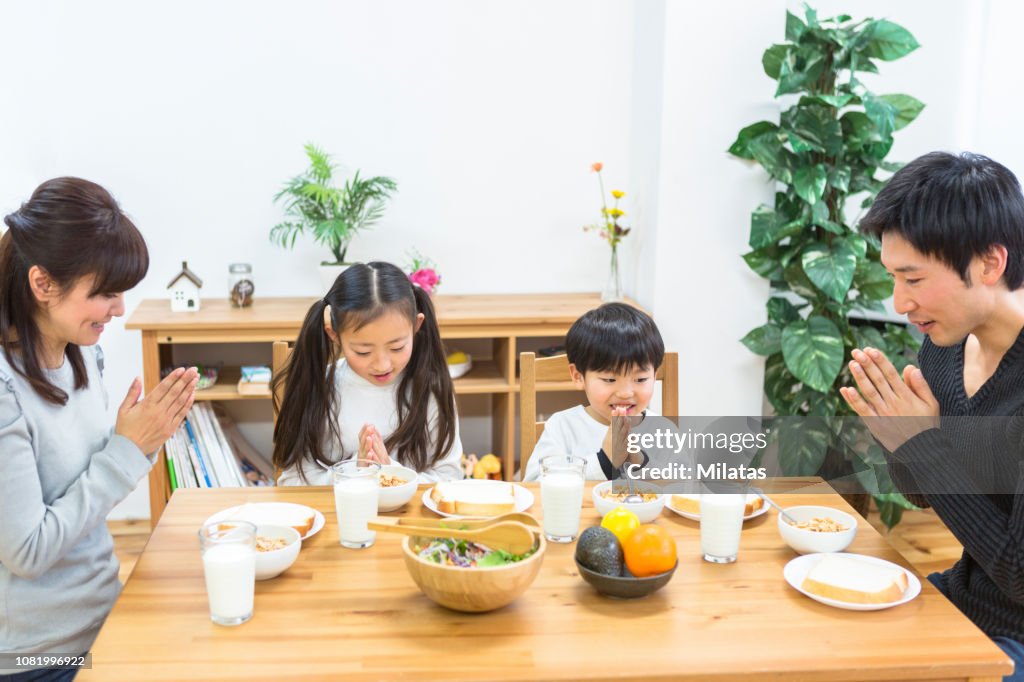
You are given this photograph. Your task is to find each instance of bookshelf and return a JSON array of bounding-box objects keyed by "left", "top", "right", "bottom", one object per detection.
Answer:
[{"left": 128, "top": 293, "right": 632, "bottom": 524}]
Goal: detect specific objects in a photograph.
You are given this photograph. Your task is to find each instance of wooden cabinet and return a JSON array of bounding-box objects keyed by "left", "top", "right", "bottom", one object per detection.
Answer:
[{"left": 127, "top": 293, "right": 626, "bottom": 524}]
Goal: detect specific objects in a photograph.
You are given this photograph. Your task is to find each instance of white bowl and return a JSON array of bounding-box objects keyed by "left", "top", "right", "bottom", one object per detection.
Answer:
[
  {"left": 448, "top": 354, "right": 473, "bottom": 379},
  {"left": 254, "top": 525, "right": 301, "bottom": 580},
  {"left": 777, "top": 505, "right": 858, "bottom": 555},
  {"left": 591, "top": 480, "right": 667, "bottom": 523},
  {"left": 378, "top": 464, "right": 419, "bottom": 512}
]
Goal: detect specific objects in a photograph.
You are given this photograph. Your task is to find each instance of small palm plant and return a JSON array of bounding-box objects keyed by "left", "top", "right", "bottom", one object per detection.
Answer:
[{"left": 271, "top": 144, "right": 397, "bottom": 264}]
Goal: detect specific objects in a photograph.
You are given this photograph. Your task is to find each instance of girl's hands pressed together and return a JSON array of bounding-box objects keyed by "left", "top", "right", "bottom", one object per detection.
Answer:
[
  {"left": 115, "top": 367, "right": 199, "bottom": 454},
  {"left": 358, "top": 423, "right": 392, "bottom": 465}
]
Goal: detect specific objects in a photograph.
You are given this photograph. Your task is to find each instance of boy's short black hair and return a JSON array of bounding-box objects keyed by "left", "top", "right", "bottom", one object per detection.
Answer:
[
  {"left": 859, "top": 151, "right": 1024, "bottom": 289},
  {"left": 565, "top": 302, "right": 664, "bottom": 375}
]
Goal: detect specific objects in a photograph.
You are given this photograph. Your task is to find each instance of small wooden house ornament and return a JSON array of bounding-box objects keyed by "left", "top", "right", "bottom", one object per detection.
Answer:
[{"left": 167, "top": 261, "right": 203, "bottom": 312}]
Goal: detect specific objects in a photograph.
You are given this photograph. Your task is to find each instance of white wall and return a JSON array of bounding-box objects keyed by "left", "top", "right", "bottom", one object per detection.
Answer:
[{"left": 0, "top": 1, "right": 1018, "bottom": 518}]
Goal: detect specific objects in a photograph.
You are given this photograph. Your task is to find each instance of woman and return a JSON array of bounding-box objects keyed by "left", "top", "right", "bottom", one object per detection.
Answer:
[{"left": 0, "top": 178, "right": 198, "bottom": 681}]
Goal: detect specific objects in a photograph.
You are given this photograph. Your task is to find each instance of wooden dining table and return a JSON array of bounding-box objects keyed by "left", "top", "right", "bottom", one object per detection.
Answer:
[{"left": 81, "top": 480, "right": 1012, "bottom": 681}]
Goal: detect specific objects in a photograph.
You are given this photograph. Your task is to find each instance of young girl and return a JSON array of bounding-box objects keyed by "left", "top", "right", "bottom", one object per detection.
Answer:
[
  {"left": 272, "top": 262, "right": 463, "bottom": 484},
  {"left": 0, "top": 178, "right": 198, "bottom": 680}
]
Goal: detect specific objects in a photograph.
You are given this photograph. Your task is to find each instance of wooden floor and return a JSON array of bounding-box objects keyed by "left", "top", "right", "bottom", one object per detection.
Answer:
[{"left": 109, "top": 506, "right": 963, "bottom": 583}]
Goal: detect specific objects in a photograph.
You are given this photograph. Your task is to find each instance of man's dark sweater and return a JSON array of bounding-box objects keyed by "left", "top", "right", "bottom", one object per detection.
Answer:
[{"left": 888, "top": 327, "right": 1024, "bottom": 642}]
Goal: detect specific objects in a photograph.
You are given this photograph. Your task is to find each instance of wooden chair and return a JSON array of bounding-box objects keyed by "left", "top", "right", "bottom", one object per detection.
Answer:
[
  {"left": 271, "top": 341, "right": 293, "bottom": 427},
  {"left": 518, "top": 351, "right": 678, "bottom": 480}
]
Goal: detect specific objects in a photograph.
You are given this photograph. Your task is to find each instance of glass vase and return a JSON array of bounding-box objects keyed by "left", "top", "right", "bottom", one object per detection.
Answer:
[{"left": 601, "top": 247, "right": 624, "bottom": 302}]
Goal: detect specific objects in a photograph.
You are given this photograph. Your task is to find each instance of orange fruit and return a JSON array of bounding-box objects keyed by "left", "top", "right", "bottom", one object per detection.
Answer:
[
  {"left": 621, "top": 524, "right": 677, "bottom": 577},
  {"left": 600, "top": 507, "right": 641, "bottom": 544}
]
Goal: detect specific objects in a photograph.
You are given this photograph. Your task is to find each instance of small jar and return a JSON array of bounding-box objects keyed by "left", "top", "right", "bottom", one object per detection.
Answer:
[{"left": 228, "top": 263, "right": 255, "bottom": 308}]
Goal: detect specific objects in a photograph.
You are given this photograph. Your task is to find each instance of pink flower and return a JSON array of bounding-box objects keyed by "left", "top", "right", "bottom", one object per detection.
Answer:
[{"left": 409, "top": 268, "right": 441, "bottom": 294}]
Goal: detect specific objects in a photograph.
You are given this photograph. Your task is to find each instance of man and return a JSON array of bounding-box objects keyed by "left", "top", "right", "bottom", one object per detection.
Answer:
[{"left": 842, "top": 151, "right": 1024, "bottom": 679}]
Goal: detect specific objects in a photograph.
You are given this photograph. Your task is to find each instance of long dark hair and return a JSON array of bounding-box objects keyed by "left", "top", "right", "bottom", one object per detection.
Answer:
[
  {"left": 272, "top": 262, "right": 457, "bottom": 479},
  {"left": 1, "top": 177, "right": 149, "bottom": 405}
]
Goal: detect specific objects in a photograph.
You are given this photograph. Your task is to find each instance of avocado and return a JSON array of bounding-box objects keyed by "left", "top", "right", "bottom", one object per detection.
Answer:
[{"left": 575, "top": 526, "right": 624, "bottom": 577}]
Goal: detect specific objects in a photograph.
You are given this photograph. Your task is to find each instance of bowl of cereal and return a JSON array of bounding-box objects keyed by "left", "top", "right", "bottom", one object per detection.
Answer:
[
  {"left": 253, "top": 525, "right": 301, "bottom": 580},
  {"left": 591, "top": 480, "right": 666, "bottom": 523},
  {"left": 378, "top": 464, "right": 418, "bottom": 512},
  {"left": 777, "top": 505, "right": 858, "bottom": 554}
]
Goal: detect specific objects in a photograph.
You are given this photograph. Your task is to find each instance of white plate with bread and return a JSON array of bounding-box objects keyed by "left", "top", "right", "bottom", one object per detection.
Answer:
[
  {"left": 665, "top": 493, "right": 768, "bottom": 521},
  {"left": 204, "top": 502, "right": 324, "bottom": 541},
  {"left": 784, "top": 552, "right": 921, "bottom": 611},
  {"left": 423, "top": 480, "right": 534, "bottom": 518}
]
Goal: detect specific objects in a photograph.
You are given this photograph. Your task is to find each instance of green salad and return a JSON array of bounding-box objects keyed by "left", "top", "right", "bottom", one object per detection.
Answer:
[{"left": 415, "top": 537, "right": 535, "bottom": 568}]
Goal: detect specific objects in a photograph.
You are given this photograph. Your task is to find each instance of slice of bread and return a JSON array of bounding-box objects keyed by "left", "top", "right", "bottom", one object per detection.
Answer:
[
  {"left": 671, "top": 493, "right": 763, "bottom": 516},
  {"left": 227, "top": 504, "right": 316, "bottom": 537},
  {"left": 430, "top": 481, "right": 516, "bottom": 516},
  {"left": 801, "top": 554, "right": 908, "bottom": 604}
]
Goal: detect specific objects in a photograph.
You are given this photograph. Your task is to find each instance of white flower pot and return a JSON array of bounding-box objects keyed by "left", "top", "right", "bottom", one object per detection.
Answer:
[{"left": 319, "top": 263, "right": 352, "bottom": 294}]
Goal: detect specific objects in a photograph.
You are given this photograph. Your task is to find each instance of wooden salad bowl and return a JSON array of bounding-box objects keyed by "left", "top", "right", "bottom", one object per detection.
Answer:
[{"left": 401, "top": 533, "right": 547, "bottom": 612}]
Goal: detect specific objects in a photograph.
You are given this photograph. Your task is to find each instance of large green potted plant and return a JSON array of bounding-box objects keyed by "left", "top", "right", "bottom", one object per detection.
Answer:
[
  {"left": 271, "top": 143, "right": 397, "bottom": 291},
  {"left": 729, "top": 7, "right": 923, "bottom": 527}
]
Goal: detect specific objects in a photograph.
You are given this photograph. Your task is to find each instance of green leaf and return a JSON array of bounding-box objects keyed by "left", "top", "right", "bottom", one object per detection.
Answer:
[
  {"left": 781, "top": 316, "right": 845, "bottom": 392},
  {"left": 794, "top": 164, "right": 827, "bottom": 205},
  {"left": 741, "top": 323, "right": 783, "bottom": 356},
  {"left": 828, "top": 165, "right": 851, "bottom": 193},
  {"left": 853, "top": 260, "right": 893, "bottom": 300},
  {"left": 844, "top": 234, "right": 867, "bottom": 260},
  {"left": 863, "top": 19, "right": 920, "bottom": 61},
  {"left": 743, "top": 248, "right": 784, "bottom": 280},
  {"left": 785, "top": 10, "right": 805, "bottom": 42},
  {"left": 747, "top": 135, "right": 795, "bottom": 183},
  {"left": 853, "top": 325, "right": 887, "bottom": 352},
  {"left": 783, "top": 260, "right": 819, "bottom": 299},
  {"left": 785, "top": 106, "right": 844, "bottom": 156},
  {"left": 853, "top": 298, "right": 886, "bottom": 314},
  {"left": 863, "top": 94, "right": 897, "bottom": 140},
  {"left": 775, "top": 418, "right": 831, "bottom": 474},
  {"left": 764, "top": 353, "right": 796, "bottom": 414},
  {"left": 799, "top": 94, "right": 857, "bottom": 108},
  {"left": 762, "top": 44, "right": 789, "bottom": 80},
  {"left": 728, "top": 121, "right": 779, "bottom": 159},
  {"left": 840, "top": 111, "right": 882, "bottom": 148},
  {"left": 749, "top": 206, "right": 803, "bottom": 249},
  {"left": 802, "top": 240, "right": 857, "bottom": 302},
  {"left": 767, "top": 297, "right": 801, "bottom": 325},
  {"left": 878, "top": 94, "right": 925, "bottom": 130}
]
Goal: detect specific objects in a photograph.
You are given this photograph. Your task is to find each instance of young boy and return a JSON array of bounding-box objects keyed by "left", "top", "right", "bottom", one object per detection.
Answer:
[
  {"left": 522, "top": 302, "right": 665, "bottom": 481},
  {"left": 840, "top": 151, "right": 1024, "bottom": 674}
]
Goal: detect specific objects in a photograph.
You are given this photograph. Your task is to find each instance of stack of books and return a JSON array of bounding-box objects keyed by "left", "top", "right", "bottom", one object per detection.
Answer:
[
  {"left": 237, "top": 365, "right": 271, "bottom": 396},
  {"left": 164, "top": 403, "right": 275, "bottom": 490}
]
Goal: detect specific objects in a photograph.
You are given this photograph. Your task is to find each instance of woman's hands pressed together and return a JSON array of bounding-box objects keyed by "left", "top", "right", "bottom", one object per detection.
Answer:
[{"left": 115, "top": 367, "right": 199, "bottom": 454}]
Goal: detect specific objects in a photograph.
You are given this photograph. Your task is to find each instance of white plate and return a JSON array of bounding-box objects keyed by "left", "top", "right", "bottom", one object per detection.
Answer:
[
  {"left": 204, "top": 502, "right": 325, "bottom": 541},
  {"left": 665, "top": 495, "right": 770, "bottom": 522},
  {"left": 421, "top": 480, "right": 534, "bottom": 518},
  {"left": 783, "top": 552, "right": 921, "bottom": 611}
]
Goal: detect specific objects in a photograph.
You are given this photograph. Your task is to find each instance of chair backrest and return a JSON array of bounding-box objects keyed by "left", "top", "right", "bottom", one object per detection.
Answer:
[
  {"left": 518, "top": 351, "right": 678, "bottom": 480},
  {"left": 271, "top": 341, "right": 294, "bottom": 427}
]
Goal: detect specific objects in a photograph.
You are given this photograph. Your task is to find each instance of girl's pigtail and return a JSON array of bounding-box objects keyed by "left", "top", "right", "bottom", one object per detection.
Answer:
[{"left": 272, "top": 299, "right": 340, "bottom": 480}]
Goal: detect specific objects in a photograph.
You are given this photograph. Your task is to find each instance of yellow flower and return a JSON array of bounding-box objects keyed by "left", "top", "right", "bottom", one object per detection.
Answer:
[
  {"left": 609, "top": 208, "right": 625, "bottom": 218},
  {"left": 611, "top": 190, "right": 625, "bottom": 199}
]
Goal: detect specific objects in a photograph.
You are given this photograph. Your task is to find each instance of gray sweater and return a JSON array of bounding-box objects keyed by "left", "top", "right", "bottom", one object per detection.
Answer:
[{"left": 0, "top": 346, "right": 151, "bottom": 671}]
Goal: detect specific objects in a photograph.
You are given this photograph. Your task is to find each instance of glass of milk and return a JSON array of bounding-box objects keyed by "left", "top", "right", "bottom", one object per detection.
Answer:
[
  {"left": 197, "top": 520, "right": 256, "bottom": 626},
  {"left": 699, "top": 493, "right": 745, "bottom": 563},
  {"left": 332, "top": 459, "right": 381, "bottom": 548},
  {"left": 540, "top": 455, "right": 586, "bottom": 543}
]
